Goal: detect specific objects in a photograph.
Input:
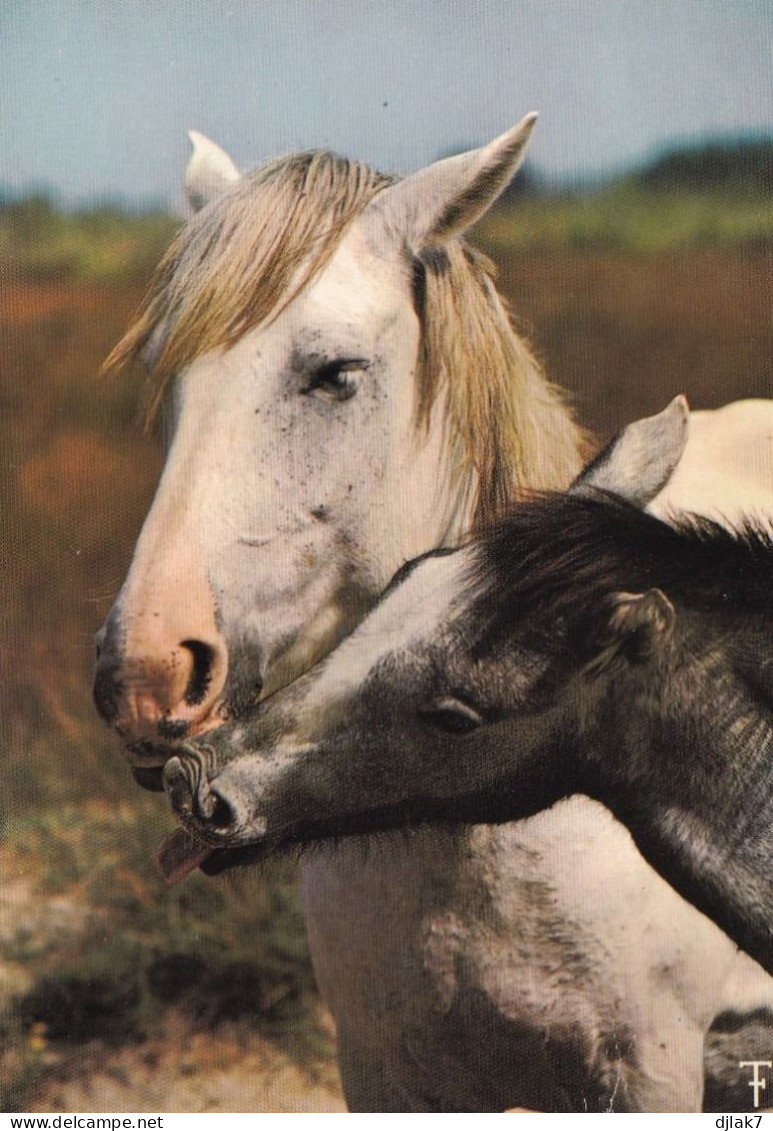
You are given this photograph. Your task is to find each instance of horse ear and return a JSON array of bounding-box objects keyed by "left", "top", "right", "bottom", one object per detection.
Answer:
[
  {"left": 185, "top": 130, "right": 241, "bottom": 211},
  {"left": 370, "top": 113, "right": 538, "bottom": 249},
  {"left": 571, "top": 396, "right": 689, "bottom": 507},
  {"left": 583, "top": 589, "right": 675, "bottom": 680}
]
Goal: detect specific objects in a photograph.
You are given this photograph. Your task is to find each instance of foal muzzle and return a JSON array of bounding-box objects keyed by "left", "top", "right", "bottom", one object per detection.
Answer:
[{"left": 162, "top": 746, "right": 268, "bottom": 847}]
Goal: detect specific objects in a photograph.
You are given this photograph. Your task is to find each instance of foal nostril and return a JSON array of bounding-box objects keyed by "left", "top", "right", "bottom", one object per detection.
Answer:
[
  {"left": 163, "top": 755, "right": 236, "bottom": 834},
  {"left": 208, "top": 788, "right": 238, "bottom": 830},
  {"left": 181, "top": 640, "right": 216, "bottom": 707}
]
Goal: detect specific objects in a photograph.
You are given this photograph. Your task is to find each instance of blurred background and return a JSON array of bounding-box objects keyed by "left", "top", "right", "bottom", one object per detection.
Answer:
[{"left": 1, "top": 0, "right": 771, "bottom": 1113}]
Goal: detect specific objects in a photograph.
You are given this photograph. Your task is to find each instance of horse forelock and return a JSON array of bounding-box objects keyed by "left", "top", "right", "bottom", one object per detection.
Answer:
[
  {"left": 103, "top": 150, "right": 395, "bottom": 420},
  {"left": 104, "top": 145, "right": 583, "bottom": 508}
]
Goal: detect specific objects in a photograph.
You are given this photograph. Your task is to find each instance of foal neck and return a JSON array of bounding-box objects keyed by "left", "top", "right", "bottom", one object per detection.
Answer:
[{"left": 592, "top": 657, "right": 773, "bottom": 975}]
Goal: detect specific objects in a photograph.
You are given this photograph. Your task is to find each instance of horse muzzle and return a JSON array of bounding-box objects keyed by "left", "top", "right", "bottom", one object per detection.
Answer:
[{"left": 93, "top": 603, "right": 231, "bottom": 746}]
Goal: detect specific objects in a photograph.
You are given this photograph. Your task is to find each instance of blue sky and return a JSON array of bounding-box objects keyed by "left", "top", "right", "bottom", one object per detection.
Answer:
[{"left": 2, "top": 0, "right": 772, "bottom": 206}]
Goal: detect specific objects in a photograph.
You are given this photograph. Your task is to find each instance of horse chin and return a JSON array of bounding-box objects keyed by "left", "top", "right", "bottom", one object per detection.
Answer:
[{"left": 125, "top": 710, "right": 231, "bottom": 791}]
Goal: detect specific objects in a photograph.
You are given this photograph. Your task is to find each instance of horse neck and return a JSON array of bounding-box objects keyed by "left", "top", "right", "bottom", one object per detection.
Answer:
[
  {"left": 589, "top": 653, "right": 773, "bottom": 974},
  {"left": 421, "top": 257, "right": 584, "bottom": 547}
]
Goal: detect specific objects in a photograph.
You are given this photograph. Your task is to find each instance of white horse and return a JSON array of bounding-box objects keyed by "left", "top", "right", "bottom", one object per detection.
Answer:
[{"left": 94, "top": 119, "right": 773, "bottom": 1111}]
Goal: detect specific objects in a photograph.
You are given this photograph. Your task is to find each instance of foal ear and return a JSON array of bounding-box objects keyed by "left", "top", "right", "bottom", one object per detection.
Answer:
[
  {"left": 370, "top": 113, "right": 538, "bottom": 250},
  {"left": 584, "top": 589, "right": 675, "bottom": 679},
  {"left": 572, "top": 395, "right": 689, "bottom": 507},
  {"left": 185, "top": 130, "right": 241, "bottom": 211}
]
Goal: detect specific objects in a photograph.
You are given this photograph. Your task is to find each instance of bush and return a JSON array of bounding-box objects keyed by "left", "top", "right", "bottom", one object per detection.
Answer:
[{"left": 0, "top": 195, "right": 178, "bottom": 283}]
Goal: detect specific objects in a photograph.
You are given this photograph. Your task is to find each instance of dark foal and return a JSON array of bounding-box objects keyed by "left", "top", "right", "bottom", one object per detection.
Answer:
[{"left": 164, "top": 398, "right": 773, "bottom": 974}]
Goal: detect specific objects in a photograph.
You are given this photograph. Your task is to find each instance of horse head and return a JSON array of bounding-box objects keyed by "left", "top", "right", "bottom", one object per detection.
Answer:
[{"left": 94, "top": 115, "right": 581, "bottom": 776}]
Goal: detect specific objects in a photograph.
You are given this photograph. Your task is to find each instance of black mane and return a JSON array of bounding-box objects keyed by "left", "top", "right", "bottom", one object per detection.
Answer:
[{"left": 469, "top": 491, "right": 773, "bottom": 649}]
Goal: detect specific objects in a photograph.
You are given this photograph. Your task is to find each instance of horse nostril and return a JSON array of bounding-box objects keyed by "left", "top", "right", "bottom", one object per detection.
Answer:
[
  {"left": 94, "top": 623, "right": 106, "bottom": 662},
  {"left": 93, "top": 661, "right": 121, "bottom": 724},
  {"left": 181, "top": 640, "right": 216, "bottom": 707}
]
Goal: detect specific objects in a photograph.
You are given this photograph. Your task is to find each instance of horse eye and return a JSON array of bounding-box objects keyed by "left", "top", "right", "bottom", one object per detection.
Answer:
[
  {"left": 420, "top": 696, "right": 484, "bottom": 736},
  {"left": 303, "top": 359, "right": 367, "bottom": 402}
]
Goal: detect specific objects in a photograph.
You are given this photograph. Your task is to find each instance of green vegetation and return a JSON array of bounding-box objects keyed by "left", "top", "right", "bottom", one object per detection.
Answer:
[
  {"left": 475, "top": 183, "right": 773, "bottom": 255},
  {"left": 0, "top": 799, "right": 322, "bottom": 1106},
  {"left": 0, "top": 193, "right": 178, "bottom": 284},
  {"left": 7, "top": 803, "right": 315, "bottom": 1034},
  {"left": 634, "top": 138, "right": 773, "bottom": 194},
  {"left": 476, "top": 138, "right": 773, "bottom": 255}
]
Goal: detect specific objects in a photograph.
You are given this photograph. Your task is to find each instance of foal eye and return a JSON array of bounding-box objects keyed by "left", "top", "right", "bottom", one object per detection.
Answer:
[
  {"left": 303, "top": 359, "right": 368, "bottom": 402},
  {"left": 420, "top": 696, "right": 484, "bottom": 736}
]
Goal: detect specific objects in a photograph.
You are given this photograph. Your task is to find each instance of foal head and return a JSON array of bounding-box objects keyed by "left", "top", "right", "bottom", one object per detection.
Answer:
[{"left": 157, "top": 398, "right": 699, "bottom": 876}]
